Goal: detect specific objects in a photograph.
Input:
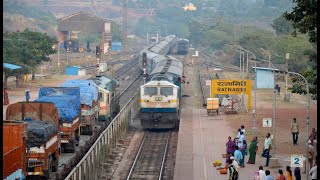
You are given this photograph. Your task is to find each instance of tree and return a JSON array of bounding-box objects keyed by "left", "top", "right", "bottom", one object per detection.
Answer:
[
  {"left": 283, "top": 0, "right": 317, "bottom": 99},
  {"left": 3, "top": 29, "right": 57, "bottom": 85},
  {"left": 271, "top": 15, "right": 293, "bottom": 35},
  {"left": 283, "top": 0, "right": 317, "bottom": 43}
]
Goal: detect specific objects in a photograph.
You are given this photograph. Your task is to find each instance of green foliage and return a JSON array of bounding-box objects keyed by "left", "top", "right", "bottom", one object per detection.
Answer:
[
  {"left": 4, "top": 1, "right": 56, "bottom": 26},
  {"left": 282, "top": 0, "right": 317, "bottom": 99},
  {"left": 3, "top": 29, "right": 57, "bottom": 84},
  {"left": 271, "top": 15, "right": 293, "bottom": 35},
  {"left": 283, "top": 0, "right": 317, "bottom": 43}
]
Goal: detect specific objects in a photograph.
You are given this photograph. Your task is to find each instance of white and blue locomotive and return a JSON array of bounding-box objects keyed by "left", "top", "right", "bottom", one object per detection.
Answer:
[{"left": 139, "top": 35, "right": 183, "bottom": 129}]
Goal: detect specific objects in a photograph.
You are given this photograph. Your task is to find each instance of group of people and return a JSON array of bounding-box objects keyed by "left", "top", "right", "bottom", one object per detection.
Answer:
[
  {"left": 255, "top": 165, "right": 302, "bottom": 180},
  {"left": 226, "top": 125, "right": 261, "bottom": 167},
  {"left": 226, "top": 125, "right": 248, "bottom": 168}
]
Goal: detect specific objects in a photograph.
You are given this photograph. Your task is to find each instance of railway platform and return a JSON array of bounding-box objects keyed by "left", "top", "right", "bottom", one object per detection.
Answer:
[
  {"left": 174, "top": 65, "right": 309, "bottom": 179},
  {"left": 174, "top": 108, "right": 309, "bottom": 180}
]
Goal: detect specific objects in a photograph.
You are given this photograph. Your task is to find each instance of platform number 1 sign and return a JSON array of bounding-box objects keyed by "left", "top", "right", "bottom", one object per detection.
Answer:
[
  {"left": 291, "top": 154, "right": 304, "bottom": 167},
  {"left": 263, "top": 118, "right": 272, "bottom": 127}
]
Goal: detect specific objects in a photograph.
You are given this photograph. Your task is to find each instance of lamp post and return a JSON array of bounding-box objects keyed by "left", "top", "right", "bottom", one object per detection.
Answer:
[
  {"left": 286, "top": 71, "right": 310, "bottom": 179},
  {"left": 230, "top": 44, "right": 258, "bottom": 133},
  {"left": 275, "top": 53, "right": 290, "bottom": 101},
  {"left": 234, "top": 45, "right": 245, "bottom": 109}
]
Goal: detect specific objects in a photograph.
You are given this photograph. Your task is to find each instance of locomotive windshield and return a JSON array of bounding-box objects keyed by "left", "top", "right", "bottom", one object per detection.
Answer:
[
  {"left": 160, "top": 87, "right": 173, "bottom": 96},
  {"left": 144, "top": 87, "right": 158, "bottom": 96}
]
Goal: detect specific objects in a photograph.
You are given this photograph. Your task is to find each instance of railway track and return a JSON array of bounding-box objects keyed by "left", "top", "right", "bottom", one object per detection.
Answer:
[
  {"left": 127, "top": 131, "right": 170, "bottom": 180},
  {"left": 115, "top": 57, "right": 140, "bottom": 79}
]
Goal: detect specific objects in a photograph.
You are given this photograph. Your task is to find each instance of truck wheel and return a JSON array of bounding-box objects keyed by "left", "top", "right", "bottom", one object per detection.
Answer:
[
  {"left": 61, "top": 145, "right": 65, "bottom": 153},
  {"left": 70, "top": 140, "right": 76, "bottom": 153},
  {"left": 52, "top": 156, "right": 58, "bottom": 172},
  {"left": 44, "top": 157, "right": 54, "bottom": 179}
]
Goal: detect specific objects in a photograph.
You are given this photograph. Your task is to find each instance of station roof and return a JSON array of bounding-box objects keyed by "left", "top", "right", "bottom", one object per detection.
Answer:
[
  {"left": 57, "top": 11, "right": 109, "bottom": 32},
  {"left": 252, "top": 67, "right": 279, "bottom": 71}
]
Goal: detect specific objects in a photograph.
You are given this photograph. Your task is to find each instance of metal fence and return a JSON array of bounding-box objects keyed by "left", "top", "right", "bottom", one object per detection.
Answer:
[{"left": 65, "top": 91, "right": 140, "bottom": 180}]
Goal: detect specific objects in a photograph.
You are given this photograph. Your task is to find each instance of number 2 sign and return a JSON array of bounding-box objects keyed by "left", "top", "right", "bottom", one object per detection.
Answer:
[{"left": 291, "top": 154, "right": 304, "bottom": 167}]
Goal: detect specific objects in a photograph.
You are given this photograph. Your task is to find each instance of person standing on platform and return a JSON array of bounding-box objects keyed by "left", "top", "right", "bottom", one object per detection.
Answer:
[
  {"left": 240, "top": 140, "right": 247, "bottom": 167},
  {"left": 3, "top": 88, "right": 9, "bottom": 105},
  {"left": 265, "top": 170, "right": 275, "bottom": 180},
  {"left": 276, "top": 169, "right": 285, "bottom": 180},
  {"left": 227, "top": 159, "right": 239, "bottom": 180},
  {"left": 262, "top": 133, "right": 272, "bottom": 167},
  {"left": 258, "top": 166, "right": 266, "bottom": 180},
  {"left": 226, "top": 136, "right": 236, "bottom": 163},
  {"left": 25, "top": 89, "right": 30, "bottom": 102},
  {"left": 294, "top": 167, "right": 301, "bottom": 180},
  {"left": 240, "top": 125, "right": 246, "bottom": 140},
  {"left": 291, "top": 118, "right": 299, "bottom": 145},
  {"left": 230, "top": 157, "right": 240, "bottom": 172},
  {"left": 309, "top": 159, "right": 317, "bottom": 180},
  {"left": 286, "top": 166, "right": 293, "bottom": 180},
  {"left": 238, "top": 131, "right": 245, "bottom": 149},
  {"left": 234, "top": 146, "right": 243, "bottom": 165},
  {"left": 235, "top": 128, "right": 241, "bottom": 145},
  {"left": 309, "top": 128, "right": 317, "bottom": 145},
  {"left": 248, "top": 136, "right": 259, "bottom": 164}
]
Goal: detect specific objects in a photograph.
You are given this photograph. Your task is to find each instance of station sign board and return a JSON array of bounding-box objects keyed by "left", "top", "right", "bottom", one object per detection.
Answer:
[
  {"left": 291, "top": 154, "right": 304, "bottom": 167},
  {"left": 211, "top": 79, "right": 252, "bottom": 109}
]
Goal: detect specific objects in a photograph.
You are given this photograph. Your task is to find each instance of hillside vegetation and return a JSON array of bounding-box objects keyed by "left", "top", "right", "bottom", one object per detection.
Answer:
[{"left": 4, "top": 1, "right": 57, "bottom": 36}]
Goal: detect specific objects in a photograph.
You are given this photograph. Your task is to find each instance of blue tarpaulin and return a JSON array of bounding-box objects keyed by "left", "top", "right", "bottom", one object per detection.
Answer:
[
  {"left": 3, "top": 63, "right": 22, "bottom": 70},
  {"left": 36, "top": 87, "right": 81, "bottom": 123},
  {"left": 61, "top": 80, "right": 98, "bottom": 106}
]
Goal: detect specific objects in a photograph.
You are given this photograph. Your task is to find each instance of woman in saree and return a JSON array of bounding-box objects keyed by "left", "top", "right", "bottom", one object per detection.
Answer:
[{"left": 247, "top": 136, "right": 258, "bottom": 164}]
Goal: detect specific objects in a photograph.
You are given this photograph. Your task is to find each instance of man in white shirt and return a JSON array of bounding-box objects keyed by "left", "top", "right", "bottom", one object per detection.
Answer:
[
  {"left": 262, "top": 133, "right": 272, "bottom": 166},
  {"left": 258, "top": 166, "right": 266, "bottom": 180},
  {"left": 237, "top": 131, "right": 245, "bottom": 148},
  {"left": 309, "top": 159, "right": 317, "bottom": 180},
  {"left": 241, "top": 125, "right": 246, "bottom": 140},
  {"left": 230, "top": 156, "right": 240, "bottom": 172}
]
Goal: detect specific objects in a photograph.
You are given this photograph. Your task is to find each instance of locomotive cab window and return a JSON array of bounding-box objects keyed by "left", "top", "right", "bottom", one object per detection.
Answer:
[
  {"left": 144, "top": 87, "right": 158, "bottom": 96},
  {"left": 99, "top": 92, "right": 104, "bottom": 101},
  {"left": 160, "top": 87, "right": 173, "bottom": 96}
]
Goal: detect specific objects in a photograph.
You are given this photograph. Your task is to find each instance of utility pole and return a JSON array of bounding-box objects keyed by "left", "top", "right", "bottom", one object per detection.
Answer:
[
  {"left": 122, "top": 0, "right": 127, "bottom": 52},
  {"left": 285, "top": 53, "right": 290, "bottom": 101}
]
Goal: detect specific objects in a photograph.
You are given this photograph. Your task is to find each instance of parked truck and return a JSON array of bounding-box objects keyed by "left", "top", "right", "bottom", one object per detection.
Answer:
[
  {"left": 35, "top": 87, "right": 81, "bottom": 153},
  {"left": 3, "top": 120, "right": 27, "bottom": 180},
  {"left": 6, "top": 102, "right": 60, "bottom": 179},
  {"left": 61, "top": 80, "right": 99, "bottom": 135}
]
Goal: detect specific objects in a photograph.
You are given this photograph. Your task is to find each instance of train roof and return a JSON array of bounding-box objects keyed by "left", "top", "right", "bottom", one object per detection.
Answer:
[
  {"left": 150, "top": 65, "right": 183, "bottom": 78},
  {"left": 147, "top": 35, "right": 176, "bottom": 53}
]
